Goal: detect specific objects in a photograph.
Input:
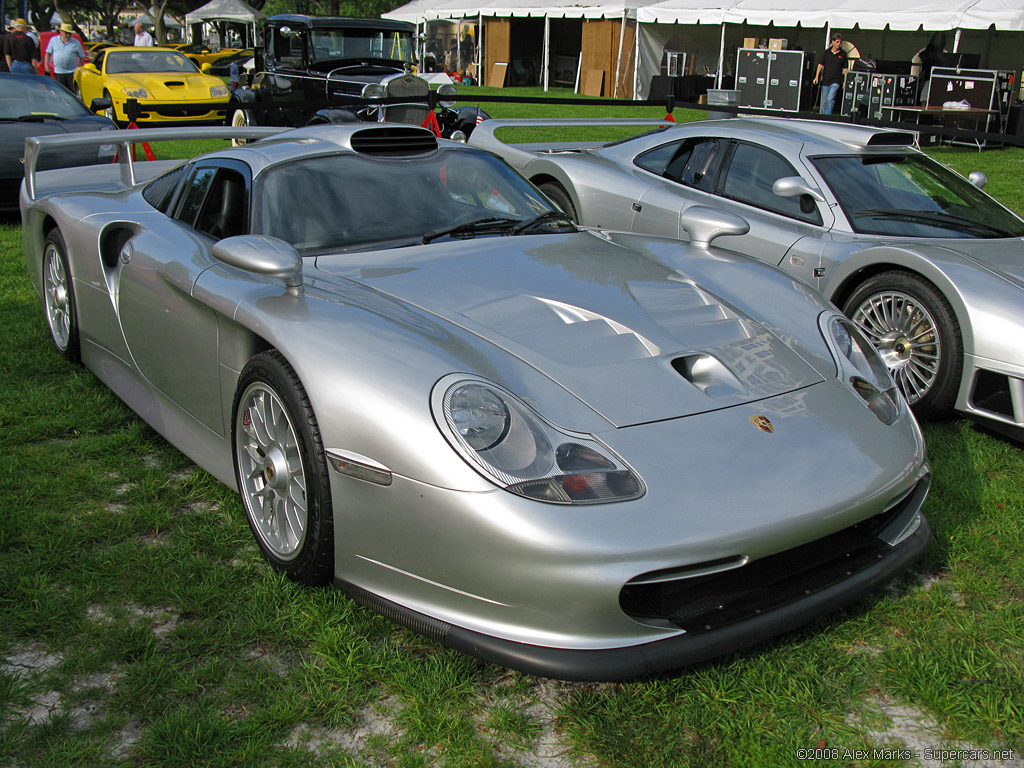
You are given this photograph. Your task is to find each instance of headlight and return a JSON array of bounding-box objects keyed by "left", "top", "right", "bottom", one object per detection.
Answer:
[
  {"left": 821, "top": 313, "right": 901, "bottom": 424},
  {"left": 435, "top": 377, "right": 644, "bottom": 504},
  {"left": 361, "top": 83, "right": 385, "bottom": 100},
  {"left": 437, "top": 82, "right": 457, "bottom": 109},
  {"left": 121, "top": 87, "right": 148, "bottom": 99},
  {"left": 210, "top": 85, "right": 229, "bottom": 98}
]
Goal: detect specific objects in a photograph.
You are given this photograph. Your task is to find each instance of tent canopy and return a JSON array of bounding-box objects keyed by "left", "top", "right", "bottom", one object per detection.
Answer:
[
  {"left": 637, "top": 0, "right": 1024, "bottom": 30},
  {"left": 184, "top": 0, "right": 266, "bottom": 26},
  {"left": 384, "top": 0, "right": 661, "bottom": 22}
]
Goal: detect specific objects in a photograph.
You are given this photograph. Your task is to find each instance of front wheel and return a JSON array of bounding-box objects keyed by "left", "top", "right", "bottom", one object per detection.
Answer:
[
  {"left": 42, "top": 229, "right": 81, "bottom": 364},
  {"left": 231, "top": 108, "right": 254, "bottom": 146},
  {"left": 233, "top": 351, "right": 334, "bottom": 585},
  {"left": 102, "top": 90, "right": 120, "bottom": 126},
  {"left": 842, "top": 270, "right": 963, "bottom": 419},
  {"left": 538, "top": 182, "right": 578, "bottom": 223}
]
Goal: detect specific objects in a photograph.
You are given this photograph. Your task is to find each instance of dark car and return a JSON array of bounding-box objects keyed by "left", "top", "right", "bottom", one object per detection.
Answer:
[
  {"left": 231, "top": 15, "right": 483, "bottom": 139},
  {"left": 0, "top": 72, "right": 117, "bottom": 214}
]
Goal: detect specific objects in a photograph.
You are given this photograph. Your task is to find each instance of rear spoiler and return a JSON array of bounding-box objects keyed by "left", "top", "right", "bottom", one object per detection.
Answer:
[
  {"left": 467, "top": 118, "right": 677, "bottom": 168},
  {"left": 24, "top": 126, "right": 287, "bottom": 201}
]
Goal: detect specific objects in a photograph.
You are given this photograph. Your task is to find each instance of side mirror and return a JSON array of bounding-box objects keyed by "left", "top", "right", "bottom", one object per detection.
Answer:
[
  {"left": 968, "top": 171, "right": 988, "bottom": 190},
  {"left": 200, "top": 62, "right": 213, "bottom": 74},
  {"left": 212, "top": 235, "right": 303, "bottom": 293},
  {"left": 772, "top": 176, "right": 826, "bottom": 203},
  {"left": 89, "top": 96, "right": 113, "bottom": 113},
  {"left": 681, "top": 206, "right": 749, "bottom": 247},
  {"left": 83, "top": 62, "right": 100, "bottom": 75}
]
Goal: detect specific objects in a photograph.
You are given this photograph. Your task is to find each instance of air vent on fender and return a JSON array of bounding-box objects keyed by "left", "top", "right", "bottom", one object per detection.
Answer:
[{"left": 350, "top": 126, "right": 438, "bottom": 157}]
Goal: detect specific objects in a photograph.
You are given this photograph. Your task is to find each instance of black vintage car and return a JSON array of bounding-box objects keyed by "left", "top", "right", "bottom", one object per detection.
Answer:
[{"left": 231, "top": 15, "right": 485, "bottom": 139}]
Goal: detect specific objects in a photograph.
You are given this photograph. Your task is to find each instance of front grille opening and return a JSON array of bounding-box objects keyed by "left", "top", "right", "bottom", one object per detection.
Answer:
[
  {"left": 620, "top": 494, "right": 922, "bottom": 635},
  {"left": 351, "top": 126, "right": 438, "bottom": 156},
  {"left": 970, "top": 369, "right": 1013, "bottom": 418}
]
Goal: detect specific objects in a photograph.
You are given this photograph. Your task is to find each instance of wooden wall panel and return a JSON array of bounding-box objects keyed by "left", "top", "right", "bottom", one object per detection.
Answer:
[
  {"left": 485, "top": 19, "right": 511, "bottom": 86},
  {"left": 581, "top": 19, "right": 636, "bottom": 97}
]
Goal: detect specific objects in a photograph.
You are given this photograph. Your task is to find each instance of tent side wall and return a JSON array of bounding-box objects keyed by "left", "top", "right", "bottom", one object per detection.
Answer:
[{"left": 581, "top": 19, "right": 636, "bottom": 97}]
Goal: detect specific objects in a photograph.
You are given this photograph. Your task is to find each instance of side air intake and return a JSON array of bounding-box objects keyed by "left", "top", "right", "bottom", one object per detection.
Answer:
[{"left": 350, "top": 126, "right": 438, "bottom": 157}]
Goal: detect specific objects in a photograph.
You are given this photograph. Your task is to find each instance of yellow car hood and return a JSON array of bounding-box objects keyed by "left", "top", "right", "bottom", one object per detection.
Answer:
[{"left": 109, "top": 73, "right": 226, "bottom": 101}]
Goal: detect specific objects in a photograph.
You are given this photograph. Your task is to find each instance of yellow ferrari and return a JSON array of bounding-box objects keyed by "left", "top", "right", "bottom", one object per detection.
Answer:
[
  {"left": 164, "top": 43, "right": 253, "bottom": 69},
  {"left": 74, "top": 47, "right": 230, "bottom": 126}
]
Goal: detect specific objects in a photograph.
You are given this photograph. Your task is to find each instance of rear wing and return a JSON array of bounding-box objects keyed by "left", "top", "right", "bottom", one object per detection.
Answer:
[
  {"left": 23, "top": 126, "right": 287, "bottom": 201},
  {"left": 467, "top": 118, "right": 677, "bottom": 168}
]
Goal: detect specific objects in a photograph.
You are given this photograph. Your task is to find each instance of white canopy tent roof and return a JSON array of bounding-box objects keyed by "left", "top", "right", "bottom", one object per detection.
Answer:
[
  {"left": 184, "top": 0, "right": 266, "bottom": 26},
  {"left": 637, "top": 0, "right": 1024, "bottom": 30},
  {"left": 384, "top": 0, "right": 661, "bottom": 22}
]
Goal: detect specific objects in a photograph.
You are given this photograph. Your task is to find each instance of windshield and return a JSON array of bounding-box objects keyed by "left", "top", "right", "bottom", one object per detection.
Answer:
[
  {"left": 0, "top": 76, "right": 89, "bottom": 119},
  {"left": 105, "top": 51, "right": 200, "bottom": 75},
  {"left": 310, "top": 28, "right": 415, "bottom": 64},
  {"left": 812, "top": 153, "right": 1024, "bottom": 238},
  {"left": 257, "top": 150, "right": 556, "bottom": 252}
]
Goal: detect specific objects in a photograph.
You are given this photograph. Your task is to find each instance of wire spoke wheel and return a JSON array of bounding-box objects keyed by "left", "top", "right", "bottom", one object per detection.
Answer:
[
  {"left": 236, "top": 382, "right": 308, "bottom": 560},
  {"left": 843, "top": 270, "right": 962, "bottom": 419}
]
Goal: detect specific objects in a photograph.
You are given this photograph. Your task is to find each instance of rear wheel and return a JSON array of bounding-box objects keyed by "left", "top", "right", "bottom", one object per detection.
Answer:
[
  {"left": 102, "top": 90, "right": 119, "bottom": 125},
  {"left": 843, "top": 270, "right": 962, "bottom": 419},
  {"left": 538, "top": 182, "right": 578, "bottom": 223},
  {"left": 42, "top": 229, "right": 81, "bottom": 364},
  {"left": 232, "top": 351, "right": 334, "bottom": 585}
]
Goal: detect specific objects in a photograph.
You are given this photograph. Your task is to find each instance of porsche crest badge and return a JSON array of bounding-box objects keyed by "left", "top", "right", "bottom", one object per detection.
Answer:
[{"left": 750, "top": 415, "right": 774, "bottom": 433}]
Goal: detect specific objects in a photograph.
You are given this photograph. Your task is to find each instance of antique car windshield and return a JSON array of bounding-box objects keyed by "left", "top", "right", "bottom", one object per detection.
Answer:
[
  {"left": 309, "top": 28, "right": 415, "bottom": 64},
  {"left": 105, "top": 51, "right": 200, "bottom": 74},
  {"left": 812, "top": 153, "right": 1024, "bottom": 238},
  {"left": 0, "top": 77, "right": 89, "bottom": 119},
  {"left": 257, "top": 150, "right": 555, "bottom": 252}
]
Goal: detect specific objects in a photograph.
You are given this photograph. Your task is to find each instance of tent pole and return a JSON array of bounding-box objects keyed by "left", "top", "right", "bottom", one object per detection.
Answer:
[
  {"left": 478, "top": 12, "right": 483, "bottom": 81},
  {"left": 543, "top": 14, "right": 550, "bottom": 92},
  {"left": 633, "top": 19, "right": 641, "bottom": 99},
  {"left": 614, "top": 10, "right": 627, "bottom": 98},
  {"left": 953, "top": 28, "right": 962, "bottom": 53},
  {"left": 717, "top": 22, "right": 726, "bottom": 89}
]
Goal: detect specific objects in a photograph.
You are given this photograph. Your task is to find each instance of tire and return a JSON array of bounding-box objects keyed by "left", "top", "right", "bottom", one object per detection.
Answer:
[
  {"left": 842, "top": 270, "right": 963, "bottom": 419},
  {"left": 232, "top": 351, "right": 334, "bottom": 585},
  {"left": 42, "top": 229, "right": 81, "bottom": 364},
  {"left": 231, "top": 108, "right": 253, "bottom": 146},
  {"left": 538, "top": 182, "right": 578, "bottom": 223}
]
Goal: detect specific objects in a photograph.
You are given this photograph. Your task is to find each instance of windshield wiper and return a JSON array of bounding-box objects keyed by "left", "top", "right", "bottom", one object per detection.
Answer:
[
  {"left": 422, "top": 216, "right": 518, "bottom": 244},
  {"left": 0, "top": 114, "right": 66, "bottom": 122},
  {"left": 510, "top": 210, "right": 576, "bottom": 235},
  {"left": 854, "top": 208, "right": 1011, "bottom": 237}
]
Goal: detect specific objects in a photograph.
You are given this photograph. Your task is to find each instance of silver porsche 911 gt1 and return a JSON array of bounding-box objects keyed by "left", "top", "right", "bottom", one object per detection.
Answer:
[
  {"left": 470, "top": 117, "right": 1024, "bottom": 442},
  {"left": 22, "top": 124, "right": 930, "bottom": 681}
]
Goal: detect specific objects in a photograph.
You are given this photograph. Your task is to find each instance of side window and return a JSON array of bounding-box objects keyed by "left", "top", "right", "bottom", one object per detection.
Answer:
[
  {"left": 143, "top": 166, "right": 187, "bottom": 213},
  {"left": 269, "top": 28, "right": 305, "bottom": 66},
  {"left": 175, "top": 167, "right": 217, "bottom": 228},
  {"left": 721, "top": 143, "right": 823, "bottom": 225},
  {"left": 635, "top": 137, "right": 720, "bottom": 194},
  {"left": 634, "top": 141, "right": 682, "bottom": 176},
  {"left": 195, "top": 169, "right": 250, "bottom": 240}
]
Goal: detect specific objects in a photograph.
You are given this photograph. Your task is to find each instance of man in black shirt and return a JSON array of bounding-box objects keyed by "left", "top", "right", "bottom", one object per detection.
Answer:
[
  {"left": 813, "top": 32, "right": 847, "bottom": 116},
  {"left": 4, "top": 19, "right": 39, "bottom": 75}
]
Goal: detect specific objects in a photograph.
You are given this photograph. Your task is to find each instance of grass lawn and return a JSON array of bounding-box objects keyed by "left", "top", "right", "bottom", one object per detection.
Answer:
[{"left": 1, "top": 92, "right": 1023, "bottom": 767}]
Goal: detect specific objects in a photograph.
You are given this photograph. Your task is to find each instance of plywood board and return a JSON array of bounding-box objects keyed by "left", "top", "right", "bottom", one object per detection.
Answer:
[
  {"left": 488, "top": 62, "right": 508, "bottom": 88},
  {"left": 582, "top": 69, "right": 605, "bottom": 97}
]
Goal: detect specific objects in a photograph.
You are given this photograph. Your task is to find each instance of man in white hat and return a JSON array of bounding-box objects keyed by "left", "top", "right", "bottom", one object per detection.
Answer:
[
  {"left": 4, "top": 19, "right": 39, "bottom": 74},
  {"left": 45, "top": 23, "right": 85, "bottom": 90}
]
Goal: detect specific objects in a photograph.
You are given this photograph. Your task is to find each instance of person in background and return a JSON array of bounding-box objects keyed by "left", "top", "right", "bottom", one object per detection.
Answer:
[
  {"left": 228, "top": 58, "right": 239, "bottom": 91},
  {"left": 45, "top": 23, "right": 85, "bottom": 90},
  {"left": 133, "top": 22, "right": 153, "bottom": 46},
  {"left": 4, "top": 19, "right": 39, "bottom": 74},
  {"left": 813, "top": 31, "right": 848, "bottom": 116}
]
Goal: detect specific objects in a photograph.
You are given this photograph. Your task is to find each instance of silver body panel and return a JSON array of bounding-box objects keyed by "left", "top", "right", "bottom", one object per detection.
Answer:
[
  {"left": 471, "top": 117, "right": 1024, "bottom": 438},
  {"left": 22, "top": 125, "right": 929, "bottom": 678}
]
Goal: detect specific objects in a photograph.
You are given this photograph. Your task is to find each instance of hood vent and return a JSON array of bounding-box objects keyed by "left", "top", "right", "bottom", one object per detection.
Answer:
[{"left": 350, "top": 126, "right": 438, "bottom": 157}]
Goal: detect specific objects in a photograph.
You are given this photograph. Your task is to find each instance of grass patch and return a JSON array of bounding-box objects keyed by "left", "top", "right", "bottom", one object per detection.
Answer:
[{"left": 2, "top": 93, "right": 1023, "bottom": 766}]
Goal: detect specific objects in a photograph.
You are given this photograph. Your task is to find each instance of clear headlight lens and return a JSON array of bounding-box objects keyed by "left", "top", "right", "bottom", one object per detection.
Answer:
[
  {"left": 121, "top": 87, "right": 148, "bottom": 99},
  {"left": 361, "top": 83, "right": 385, "bottom": 100},
  {"left": 821, "top": 313, "right": 901, "bottom": 424},
  {"left": 437, "top": 82, "right": 457, "bottom": 109},
  {"left": 437, "top": 378, "right": 644, "bottom": 504},
  {"left": 210, "top": 85, "right": 229, "bottom": 98}
]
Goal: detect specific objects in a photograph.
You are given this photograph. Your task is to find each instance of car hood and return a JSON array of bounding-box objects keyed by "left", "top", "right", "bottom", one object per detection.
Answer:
[
  {"left": 941, "top": 237, "right": 1024, "bottom": 289},
  {"left": 314, "top": 232, "right": 825, "bottom": 427},
  {"left": 0, "top": 116, "right": 113, "bottom": 176},
  {"left": 108, "top": 73, "right": 224, "bottom": 99}
]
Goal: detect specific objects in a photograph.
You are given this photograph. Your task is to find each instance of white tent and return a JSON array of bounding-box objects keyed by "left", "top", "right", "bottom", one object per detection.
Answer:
[
  {"left": 634, "top": 0, "right": 1024, "bottom": 98},
  {"left": 184, "top": 0, "right": 265, "bottom": 47}
]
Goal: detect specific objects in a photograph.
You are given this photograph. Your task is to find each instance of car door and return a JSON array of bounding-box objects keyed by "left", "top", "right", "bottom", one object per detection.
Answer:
[
  {"left": 706, "top": 141, "right": 831, "bottom": 266},
  {"left": 260, "top": 23, "right": 310, "bottom": 126},
  {"left": 116, "top": 160, "right": 252, "bottom": 433},
  {"left": 631, "top": 137, "right": 727, "bottom": 239}
]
